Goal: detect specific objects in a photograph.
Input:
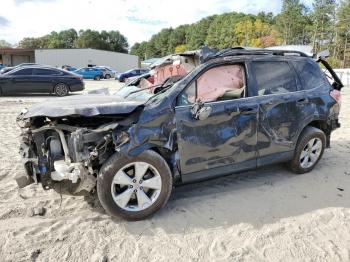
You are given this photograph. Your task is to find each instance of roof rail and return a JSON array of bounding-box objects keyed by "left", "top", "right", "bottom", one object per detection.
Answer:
[{"left": 202, "top": 47, "right": 309, "bottom": 62}]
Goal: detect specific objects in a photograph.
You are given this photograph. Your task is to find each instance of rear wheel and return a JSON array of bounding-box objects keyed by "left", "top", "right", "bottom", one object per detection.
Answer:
[
  {"left": 105, "top": 74, "right": 111, "bottom": 79},
  {"left": 54, "top": 83, "right": 69, "bottom": 96},
  {"left": 97, "top": 150, "right": 173, "bottom": 220},
  {"left": 289, "top": 126, "right": 326, "bottom": 174}
]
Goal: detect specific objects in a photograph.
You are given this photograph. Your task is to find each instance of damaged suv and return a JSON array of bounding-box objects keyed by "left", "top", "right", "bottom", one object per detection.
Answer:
[{"left": 17, "top": 48, "right": 343, "bottom": 220}]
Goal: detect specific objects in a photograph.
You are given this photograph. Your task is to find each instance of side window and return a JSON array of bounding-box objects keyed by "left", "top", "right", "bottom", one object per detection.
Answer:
[
  {"left": 292, "top": 59, "right": 328, "bottom": 90},
  {"left": 252, "top": 61, "right": 297, "bottom": 96},
  {"left": 178, "top": 64, "right": 246, "bottom": 105},
  {"left": 33, "top": 68, "right": 61, "bottom": 76},
  {"left": 11, "top": 68, "right": 33, "bottom": 76}
]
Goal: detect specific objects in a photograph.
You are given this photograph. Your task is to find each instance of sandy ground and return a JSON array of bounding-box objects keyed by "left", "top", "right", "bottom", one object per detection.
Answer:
[{"left": 0, "top": 80, "right": 349, "bottom": 262}]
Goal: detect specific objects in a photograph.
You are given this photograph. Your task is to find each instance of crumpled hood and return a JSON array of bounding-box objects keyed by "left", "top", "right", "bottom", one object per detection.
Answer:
[{"left": 23, "top": 95, "right": 145, "bottom": 118}]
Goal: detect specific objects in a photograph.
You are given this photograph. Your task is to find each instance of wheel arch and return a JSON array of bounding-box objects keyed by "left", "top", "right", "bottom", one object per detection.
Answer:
[
  {"left": 298, "top": 119, "right": 331, "bottom": 147},
  {"left": 120, "top": 143, "right": 179, "bottom": 181}
]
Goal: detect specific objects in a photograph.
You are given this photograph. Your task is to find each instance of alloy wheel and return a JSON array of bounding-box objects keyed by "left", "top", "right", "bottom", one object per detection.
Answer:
[
  {"left": 55, "top": 83, "right": 68, "bottom": 96},
  {"left": 299, "top": 137, "right": 323, "bottom": 168},
  {"left": 110, "top": 161, "right": 162, "bottom": 211}
]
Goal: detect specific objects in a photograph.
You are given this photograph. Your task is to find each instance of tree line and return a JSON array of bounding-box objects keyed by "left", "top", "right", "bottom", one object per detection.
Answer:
[
  {"left": 130, "top": 0, "right": 350, "bottom": 67},
  {"left": 0, "top": 0, "right": 349, "bottom": 67},
  {"left": 0, "top": 29, "right": 129, "bottom": 53}
]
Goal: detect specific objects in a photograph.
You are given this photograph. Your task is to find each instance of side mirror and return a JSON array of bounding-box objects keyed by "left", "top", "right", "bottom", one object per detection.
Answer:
[{"left": 191, "top": 101, "right": 212, "bottom": 120}]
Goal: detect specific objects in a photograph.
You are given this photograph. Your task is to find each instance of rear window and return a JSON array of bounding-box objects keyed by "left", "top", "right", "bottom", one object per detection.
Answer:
[
  {"left": 252, "top": 61, "right": 297, "bottom": 96},
  {"left": 292, "top": 59, "right": 328, "bottom": 90}
]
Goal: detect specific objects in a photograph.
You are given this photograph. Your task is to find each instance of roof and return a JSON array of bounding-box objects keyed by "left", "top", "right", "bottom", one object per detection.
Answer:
[
  {"left": 265, "top": 45, "right": 314, "bottom": 57},
  {"left": 0, "top": 48, "right": 34, "bottom": 55}
]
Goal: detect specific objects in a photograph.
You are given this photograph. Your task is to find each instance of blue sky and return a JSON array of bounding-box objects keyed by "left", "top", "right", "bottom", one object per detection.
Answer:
[{"left": 0, "top": 0, "right": 315, "bottom": 47}]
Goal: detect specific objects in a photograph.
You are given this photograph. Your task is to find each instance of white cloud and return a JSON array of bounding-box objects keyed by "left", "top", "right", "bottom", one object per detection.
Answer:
[{"left": 0, "top": 0, "right": 309, "bottom": 47}]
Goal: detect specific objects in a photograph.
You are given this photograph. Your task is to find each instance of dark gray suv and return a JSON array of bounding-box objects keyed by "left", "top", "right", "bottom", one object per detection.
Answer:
[{"left": 16, "top": 48, "right": 343, "bottom": 220}]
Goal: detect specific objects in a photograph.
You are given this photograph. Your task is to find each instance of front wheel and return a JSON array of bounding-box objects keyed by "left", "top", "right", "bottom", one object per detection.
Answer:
[
  {"left": 105, "top": 74, "right": 111, "bottom": 79},
  {"left": 97, "top": 150, "right": 173, "bottom": 220},
  {"left": 54, "top": 83, "right": 69, "bottom": 96},
  {"left": 289, "top": 126, "right": 326, "bottom": 174},
  {"left": 94, "top": 76, "right": 101, "bottom": 81}
]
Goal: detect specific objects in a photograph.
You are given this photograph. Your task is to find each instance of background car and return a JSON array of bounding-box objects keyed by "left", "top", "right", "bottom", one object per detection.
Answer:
[
  {"left": 0, "top": 64, "right": 5, "bottom": 70},
  {"left": 94, "top": 66, "right": 117, "bottom": 79},
  {"left": 0, "top": 66, "right": 84, "bottom": 96},
  {"left": 74, "top": 67, "right": 104, "bottom": 80},
  {"left": 62, "top": 65, "right": 77, "bottom": 71},
  {"left": 0, "top": 63, "right": 39, "bottom": 74},
  {"left": 115, "top": 68, "right": 149, "bottom": 82}
]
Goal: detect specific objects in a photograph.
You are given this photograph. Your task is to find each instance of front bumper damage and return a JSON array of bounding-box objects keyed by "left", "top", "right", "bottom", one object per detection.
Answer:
[{"left": 17, "top": 119, "right": 129, "bottom": 194}]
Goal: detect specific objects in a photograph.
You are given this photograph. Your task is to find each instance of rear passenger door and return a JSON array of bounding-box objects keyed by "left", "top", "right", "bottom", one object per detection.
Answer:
[
  {"left": 250, "top": 60, "right": 306, "bottom": 166},
  {"left": 31, "top": 68, "right": 59, "bottom": 93}
]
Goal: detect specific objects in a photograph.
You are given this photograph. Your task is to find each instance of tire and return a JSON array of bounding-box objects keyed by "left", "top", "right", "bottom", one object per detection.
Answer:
[
  {"left": 105, "top": 74, "right": 111, "bottom": 79},
  {"left": 54, "top": 83, "right": 69, "bottom": 97},
  {"left": 97, "top": 150, "right": 173, "bottom": 220},
  {"left": 289, "top": 126, "right": 326, "bottom": 174},
  {"left": 94, "top": 76, "right": 101, "bottom": 81}
]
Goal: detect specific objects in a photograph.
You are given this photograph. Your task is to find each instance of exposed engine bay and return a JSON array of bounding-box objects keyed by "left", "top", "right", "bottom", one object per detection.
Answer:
[{"left": 17, "top": 111, "right": 139, "bottom": 194}]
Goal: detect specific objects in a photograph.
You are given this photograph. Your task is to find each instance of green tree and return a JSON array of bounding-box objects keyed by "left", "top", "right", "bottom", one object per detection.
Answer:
[
  {"left": 75, "top": 29, "right": 103, "bottom": 49},
  {"left": 18, "top": 37, "right": 44, "bottom": 48},
  {"left": 187, "top": 16, "right": 216, "bottom": 49},
  {"left": 310, "top": 0, "right": 336, "bottom": 53},
  {"left": 235, "top": 17, "right": 255, "bottom": 46},
  {"left": 206, "top": 12, "right": 247, "bottom": 49},
  {"left": 130, "top": 41, "right": 149, "bottom": 60},
  {"left": 99, "top": 30, "right": 128, "bottom": 53},
  {"left": 336, "top": 0, "right": 350, "bottom": 67},
  {"left": 168, "top": 25, "right": 190, "bottom": 53},
  {"left": 0, "top": 39, "right": 12, "bottom": 48},
  {"left": 276, "top": 0, "right": 310, "bottom": 44}
]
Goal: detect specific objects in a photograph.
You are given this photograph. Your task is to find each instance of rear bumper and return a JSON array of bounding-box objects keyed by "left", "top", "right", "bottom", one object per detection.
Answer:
[
  {"left": 70, "top": 82, "right": 85, "bottom": 92},
  {"left": 330, "top": 118, "right": 341, "bottom": 130}
]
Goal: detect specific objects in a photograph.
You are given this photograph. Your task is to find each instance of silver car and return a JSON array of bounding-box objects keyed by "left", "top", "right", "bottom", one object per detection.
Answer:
[{"left": 94, "top": 66, "right": 116, "bottom": 79}]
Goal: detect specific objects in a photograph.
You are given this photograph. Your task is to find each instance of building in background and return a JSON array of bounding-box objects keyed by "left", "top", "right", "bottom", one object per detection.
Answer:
[
  {"left": 0, "top": 48, "right": 139, "bottom": 72},
  {"left": 0, "top": 48, "right": 35, "bottom": 66}
]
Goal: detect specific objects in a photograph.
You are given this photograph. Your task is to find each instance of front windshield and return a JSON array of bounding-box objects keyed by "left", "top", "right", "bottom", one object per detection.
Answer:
[
  {"left": 114, "top": 85, "right": 153, "bottom": 101},
  {"left": 113, "top": 53, "right": 198, "bottom": 103}
]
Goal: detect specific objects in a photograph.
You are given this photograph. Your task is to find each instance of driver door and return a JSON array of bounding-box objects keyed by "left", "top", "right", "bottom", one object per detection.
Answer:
[{"left": 174, "top": 63, "right": 258, "bottom": 182}]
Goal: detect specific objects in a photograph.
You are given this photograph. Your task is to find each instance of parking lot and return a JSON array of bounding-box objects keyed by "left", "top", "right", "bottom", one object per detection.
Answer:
[{"left": 0, "top": 81, "right": 349, "bottom": 261}]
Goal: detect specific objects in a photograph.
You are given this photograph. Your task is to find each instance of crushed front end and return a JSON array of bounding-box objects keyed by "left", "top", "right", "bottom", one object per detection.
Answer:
[{"left": 16, "top": 109, "right": 136, "bottom": 194}]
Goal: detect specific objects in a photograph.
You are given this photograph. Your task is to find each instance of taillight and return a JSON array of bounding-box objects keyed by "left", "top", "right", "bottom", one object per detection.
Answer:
[
  {"left": 75, "top": 76, "right": 82, "bottom": 81},
  {"left": 330, "top": 89, "right": 341, "bottom": 104}
]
